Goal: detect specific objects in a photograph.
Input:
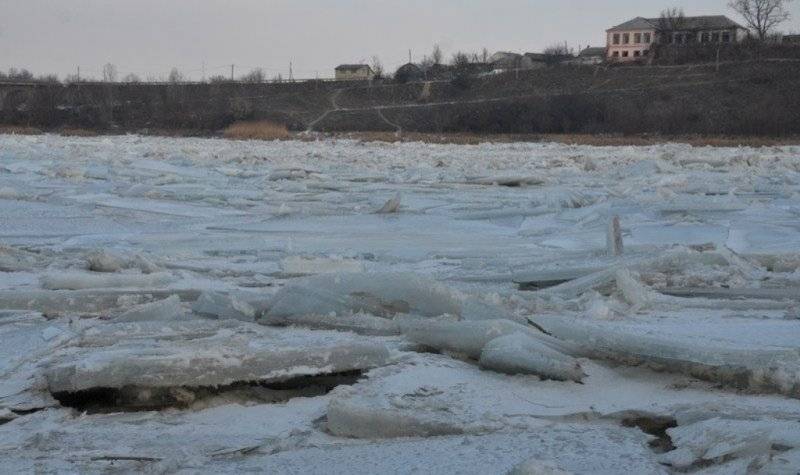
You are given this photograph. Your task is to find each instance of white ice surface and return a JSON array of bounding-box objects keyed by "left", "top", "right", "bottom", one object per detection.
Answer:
[{"left": 1, "top": 134, "right": 800, "bottom": 473}]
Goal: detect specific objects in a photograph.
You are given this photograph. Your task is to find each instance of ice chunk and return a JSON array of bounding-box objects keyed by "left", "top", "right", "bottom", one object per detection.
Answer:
[
  {"left": 268, "top": 168, "right": 317, "bottom": 181},
  {"left": 535, "top": 317, "right": 800, "bottom": 397},
  {"left": 0, "top": 187, "right": 20, "bottom": 200},
  {"left": 86, "top": 250, "right": 161, "bottom": 274},
  {"left": 192, "top": 291, "right": 257, "bottom": 322},
  {"left": 0, "top": 408, "right": 18, "bottom": 424},
  {"left": 44, "top": 321, "right": 391, "bottom": 393},
  {"left": 399, "top": 319, "right": 573, "bottom": 360},
  {"left": 606, "top": 216, "right": 623, "bottom": 256},
  {"left": 0, "top": 245, "right": 38, "bottom": 272},
  {"left": 41, "top": 326, "right": 63, "bottom": 342},
  {"left": 376, "top": 193, "right": 401, "bottom": 214},
  {"left": 326, "top": 393, "right": 476, "bottom": 439},
  {"left": 86, "top": 250, "right": 126, "bottom": 273},
  {"left": 617, "top": 269, "right": 794, "bottom": 311},
  {"left": 660, "top": 418, "right": 800, "bottom": 471},
  {"left": 0, "top": 289, "right": 201, "bottom": 315},
  {"left": 279, "top": 256, "right": 365, "bottom": 276},
  {"left": 460, "top": 297, "right": 517, "bottom": 322},
  {"left": 40, "top": 272, "right": 174, "bottom": 290},
  {"left": 115, "top": 295, "right": 185, "bottom": 322},
  {"left": 266, "top": 273, "right": 461, "bottom": 319},
  {"left": 479, "top": 333, "right": 585, "bottom": 382},
  {"left": 466, "top": 176, "right": 544, "bottom": 187},
  {"left": 261, "top": 312, "right": 400, "bottom": 336}
]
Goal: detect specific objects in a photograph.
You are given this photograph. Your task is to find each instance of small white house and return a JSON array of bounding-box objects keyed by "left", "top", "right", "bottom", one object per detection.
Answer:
[{"left": 335, "top": 64, "right": 375, "bottom": 81}]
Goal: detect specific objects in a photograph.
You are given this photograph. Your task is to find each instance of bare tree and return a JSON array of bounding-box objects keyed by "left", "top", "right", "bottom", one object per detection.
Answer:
[
  {"left": 240, "top": 68, "right": 265, "bottom": 83},
  {"left": 370, "top": 56, "right": 384, "bottom": 79},
  {"left": 543, "top": 44, "right": 572, "bottom": 65},
  {"left": 481, "top": 47, "right": 489, "bottom": 63},
  {"left": 102, "top": 63, "right": 117, "bottom": 82},
  {"left": 209, "top": 75, "right": 228, "bottom": 84},
  {"left": 272, "top": 73, "right": 283, "bottom": 83},
  {"left": 451, "top": 51, "right": 471, "bottom": 66},
  {"left": 543, "top": 44, "right": 572, "bottom": 56},
  {"left": 658, "top": 8, "right": 687, "bottom": 31},
  {"left": 657, "top": 7, "right": 688, "bottom": 43},
  {"left": 37, "top": 74, "right": 60, "bottom": 84},
  {"left": 5, "top": 68, "right": 34, "bottom": 81},
  {"left": 168, "top": 68, "right": 184, "bottom": 83},
  {"left": 431, "top": 44, "right": 443, "bottom": 65},
  {"left": 729, "top": 0, "right": 793, "bottom": 40}
]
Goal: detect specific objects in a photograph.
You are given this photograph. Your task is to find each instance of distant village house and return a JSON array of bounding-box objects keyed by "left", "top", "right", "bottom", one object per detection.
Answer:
[
  {"left": 575, "top": 47, "right": 606, "bottom": 65},
  {"left": 782, "top": 34, "right": 800, "bottom": 45},
  {"left": 335, "top": 64, "right": 375, "bottom": 81},
  {"left": 488, "top": 52, "right": 525, "bottom": 70},
  {"left": 394, "top": 63, "right": 424, "bottom": 83},
  {"left": 606, "top": 15, "right": 748, "bottom": 62}
]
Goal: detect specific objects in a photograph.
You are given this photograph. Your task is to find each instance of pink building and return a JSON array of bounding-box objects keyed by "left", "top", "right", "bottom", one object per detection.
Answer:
[{"left": 606, "top": 16, "right": 748, "bottom": 62}]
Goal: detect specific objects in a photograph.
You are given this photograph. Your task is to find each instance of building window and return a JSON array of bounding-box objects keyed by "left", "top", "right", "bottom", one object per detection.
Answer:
[
  {"left": 701, "top": 32, "right": 710, "bottom": 43},
  {"left": 712, "top": 32, "right": 720, "bottom": 43},
  {"left": 613, "top": 33, "right": 620, "bottom": 45},
  {"left": 644, "top": 33, "right": 652, "bottom": 43},
  {"left": 722, "top": 32, "right": 731, "bottom": 43},
  {"left": 634, "top": 33, "right": 642, "bottom": 43},
  {"left": 643, "top": 49, "right": 649, "bottom": 56},
  {"left": 612, "top": 51, "right": 620, "bottom": 57},
  {"left": 623, "top": 33, "right": 630, "bottom": 44},
  {"left": 634, "top": 51, "right": 641, "bottom": 57},
  {"left": 622, "top": 51, "right": 629, "bottom": 57}
]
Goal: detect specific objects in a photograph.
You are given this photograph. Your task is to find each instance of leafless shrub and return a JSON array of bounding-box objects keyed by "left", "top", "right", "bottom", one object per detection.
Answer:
[{"left": 240, "top": 68, "right": 265, "bottom": 83}]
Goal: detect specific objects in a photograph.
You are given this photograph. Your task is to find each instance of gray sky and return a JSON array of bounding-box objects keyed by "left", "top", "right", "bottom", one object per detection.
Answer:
[{"left": 2, "top": 0, "right": 799, "bottom": 80}]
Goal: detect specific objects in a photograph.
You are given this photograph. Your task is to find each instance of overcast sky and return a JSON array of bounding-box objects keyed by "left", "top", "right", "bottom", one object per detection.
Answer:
[{"left": 2, "top": 0, "right": 799, "bottom": 80}]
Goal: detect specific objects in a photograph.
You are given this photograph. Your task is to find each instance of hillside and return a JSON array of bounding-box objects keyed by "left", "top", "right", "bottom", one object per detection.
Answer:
[{"left": 2, "top": 60, "right": 799, "bottom": 136}]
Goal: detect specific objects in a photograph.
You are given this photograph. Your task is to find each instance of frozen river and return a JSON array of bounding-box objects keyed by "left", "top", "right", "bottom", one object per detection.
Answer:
[{"left": 1, "top": 134, "right": 799, "bottom": 473}]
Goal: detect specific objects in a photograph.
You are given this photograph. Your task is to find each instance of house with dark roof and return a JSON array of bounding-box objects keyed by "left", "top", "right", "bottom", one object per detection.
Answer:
[
  {"left": 606, "top": 15, "right": 748, "bottom": 62},
  {"left": 334, "top": 64, "right": 374, "bottom": 81},
  {"left": 488, "top": 52, "right": 523, "bottom": 70},
  {"left": 394, "top": 63, "right": 424, "bottom": 83},
  {"left": 573, "top": 47, "right": 607, "bottom": 65},
  {"left": 782, "top": 34, "right": 800, "bottom": 45}
]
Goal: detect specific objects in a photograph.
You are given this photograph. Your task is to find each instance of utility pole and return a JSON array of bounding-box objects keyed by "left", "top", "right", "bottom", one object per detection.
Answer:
[
  {"left": 289, "top": 61, "right": 294, "bottom": 81},
  {"left": 231, "top": 64, "right": 235, "bottom": 81},
  {"left": 77, "top": 66, "right": 80, "bottom": 82},
  {"left": 202, "top": 61, "right": 206, "bottom": 82},
  {"left": 408, "top": 49, "right": 412, "bottom": 63}
]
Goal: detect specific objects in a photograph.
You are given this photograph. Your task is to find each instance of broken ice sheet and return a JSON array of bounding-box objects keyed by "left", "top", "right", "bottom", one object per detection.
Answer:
[
  {"left": 114, "top": 295, "right": 186, "bottom": 322},
  {"left": 265, "top": 272, "right": 462, "bottom": 320},
  {"left": 660, "top": 417, "right": 800, "bottom": 471},
  {"left": 479, "top": 333, "right": 585, "bottom": 382},
  {"left": 534, "top": 316, "right": 800, "bottom": 398},
  {"left": 39, "top": 271, "right": 174, "bottom": 290},
  {"left": 325, "top": 351, "right": 800, "bottom": 440},
  {"left": 42, "top": 320, "right": 390, "bottom": 394}
]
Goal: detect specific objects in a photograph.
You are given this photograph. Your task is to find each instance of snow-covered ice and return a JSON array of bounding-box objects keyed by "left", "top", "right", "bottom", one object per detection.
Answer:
[{"left": 1, "top": 134, "right": 799, "bottom": 473}]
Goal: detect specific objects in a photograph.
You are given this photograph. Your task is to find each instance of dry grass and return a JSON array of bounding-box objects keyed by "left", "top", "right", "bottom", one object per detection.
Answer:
[
  {"left": 333, "top": 131, "right": 800, "bottom": 148},
  {"left": 0, "top": 125, "right": 43, "bottom": 135},
  {"left": 223, "top": 121, "right": 290, "bottom": 141}
]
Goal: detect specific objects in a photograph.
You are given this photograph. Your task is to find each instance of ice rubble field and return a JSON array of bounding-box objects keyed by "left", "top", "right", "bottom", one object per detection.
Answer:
[{"left": 1, "top": 134, "right": 800, "bottom": 474}]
